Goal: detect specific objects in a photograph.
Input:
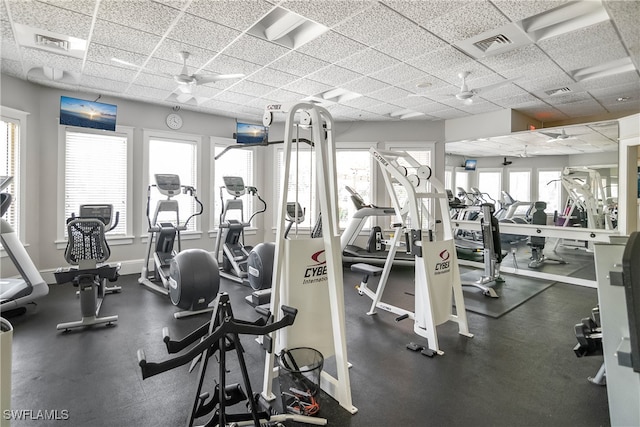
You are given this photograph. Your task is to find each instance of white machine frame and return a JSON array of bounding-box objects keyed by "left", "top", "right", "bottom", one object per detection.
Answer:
[
  {"left": 358, "top": 148, "right": 473, "bottom": 355},
  {"left": 261, "top": 102, "right": 357, "bottom": 418},
  {"left": 0, "top": 176, "right": 49, "bottom": 313}
]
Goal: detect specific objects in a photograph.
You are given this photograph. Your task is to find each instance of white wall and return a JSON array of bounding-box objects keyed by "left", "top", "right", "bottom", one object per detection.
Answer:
[{"left": 0, "top": 75, "right": 447, "bottom": 279}]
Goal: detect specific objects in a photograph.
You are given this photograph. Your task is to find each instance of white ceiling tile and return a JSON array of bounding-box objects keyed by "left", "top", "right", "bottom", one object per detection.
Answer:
[
  {"left": 203, "top": 54, "right": 263, "bottom": 76},
  {"left": 333, "top": 3, "right": 415, "bottom": 46},
  {"left": 373, "top": 27, "right": 449, "bottom": 62},
  {"left": 1, "top": 58, "right": 25, "bottom": 78},
  {"left": 7, "top": 1, "right": 93, "bottom": 39},
  {"left": 248, "top": 68, "right": 299, "bottom": 88},
  {"left": 80, "top": 74, "right": 128, "bottom": 93},
  {"left": 38, "top": 0, "right": 97, "bottom": 16},
  {"left": 424, "top": 2, "right": 510, "bottom": 44},
  {"left": 369, "top": 86, "right": 413, "bottom": 103},
  {"left": 152, "top": 40, "right": 217, "bottom": 67},
  {"left": 297, "top": 31, "right": 367, "bottom": 64},
  {"left": 87, "top": 43, "right": 147, "bottom": 68},
  {"left": 223, "top": 34, "right": 289, "bottom": 66},
  {"left": 491, "top": 0, "right": 569, "bottom": 22},
  {"left": 408, "top": 46, "right": 475, "bottom": 76},
  {"left": 97, "top": 0, "right": 179, "bottom": 36},
  {"left": 1, "top": 20, "right": 20, "bottom": 61},
  {"left": 134, "top": 72, "right": 176, "bottom": 91},
  {"left": 82, "top": 61, "right": 138, "bottom": 83},
  {"left": 186, "top": 0, "right": 274, "bottom": 31},
  {"left": 382, "top": 1, "right": 470, "bottom": 28},
  {"left": 369, "top": 63, "right": 429, "bottom": 86},
  {"left": 307, "top": 65, "right": 362, "bottom": 87},
  {"left": 167, "top": 14, "right": 242, "bottom": 52},
  {"left": 21, "top": 47, "right": 83, "bottom": 72},
  {"left": 264, "top": 88, "right": 306, "bottom": 103},
  {"left": 282, "top": 79, "right": 333, "bottom": 97},
  {"left": 214, "top": 90, "right": 257, "bottom": 106},
  {"left": 341, "top": 77, "right": 389, "bottom": 96},
  {"left": 335, "top": 49, "right": 401, "bottom": 76},
  {"left": 232, "top": 80, "right": 278, "bottom": 97},
  {"left": 269, "top": 51, "right": 330, "bottom": 77},
  {"left": 580, "top": 70, "right": 640, "bottom": 92},
  {"left": 92, "top": 19, "right": 162, "bottom": 55},
  {"left": 281, "top": 0, "right": 372, "bottom": 27}
]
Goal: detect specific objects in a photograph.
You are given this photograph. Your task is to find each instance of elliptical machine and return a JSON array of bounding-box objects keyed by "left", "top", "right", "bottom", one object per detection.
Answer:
[
  {"left": 139, "top": 174, "right": 203, "bottom": 296},
  {"left": 213, "top": 176, "right": 266, "bottom": 286}
]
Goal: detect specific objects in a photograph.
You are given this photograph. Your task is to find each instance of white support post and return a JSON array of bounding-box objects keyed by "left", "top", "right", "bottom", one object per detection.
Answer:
[{"left": 261, "top": 103, "right": 357, "bottom": 415}]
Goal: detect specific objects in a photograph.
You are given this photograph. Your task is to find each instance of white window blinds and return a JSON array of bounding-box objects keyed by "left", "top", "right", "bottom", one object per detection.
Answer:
[
  {"left": 1, "top": 119, "right": 19, "bottom": 233},
  {"left": 65, "top": 131, "right": 127, "bottom": 235},
  {"left": 148, "top": 138, "right": 198, "bottom": 232}
]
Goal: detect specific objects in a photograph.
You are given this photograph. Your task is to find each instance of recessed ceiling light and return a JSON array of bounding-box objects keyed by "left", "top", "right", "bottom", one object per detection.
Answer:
[
  {"left": 416, "top": 82, "right": 432, "bottom": 88},
  {"left": 617, "top": 97, "right": 629, "bottom": 102}
]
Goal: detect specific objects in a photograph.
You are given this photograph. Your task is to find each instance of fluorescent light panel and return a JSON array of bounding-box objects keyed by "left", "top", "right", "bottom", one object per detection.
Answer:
[{"left": 248, "top": 7, "right": 329, "bottom": 49}]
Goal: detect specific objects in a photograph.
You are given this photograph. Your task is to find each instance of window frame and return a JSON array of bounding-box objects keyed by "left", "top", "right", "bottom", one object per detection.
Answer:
[
  {"left": 56, "top": 124, "right": 134, "bottom": 248},
  {"left": 210, "top": 136, "right": 257, "bottom": 235},
  {"left": 0, "top": 106, "right": 29, "bottom": 253},
  {"left": 141, "top": 129, "right": 203, "bottom": 240}
]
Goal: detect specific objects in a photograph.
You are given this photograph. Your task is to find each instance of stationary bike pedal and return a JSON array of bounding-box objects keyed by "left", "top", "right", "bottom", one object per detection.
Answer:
[
  {"left": 406, "top": 342, "right": 424, "bottom": 352},
  {"left": 420, "top": 348, "right": 436, "bottom": 357}
]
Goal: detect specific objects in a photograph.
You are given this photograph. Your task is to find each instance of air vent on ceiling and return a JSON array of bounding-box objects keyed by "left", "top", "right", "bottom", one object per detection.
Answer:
[
  {"left": 35, "top": 34, "right": 69, "bottom": 51},
  {"left": 473, "top": 34, "right": 512, "bottom": 53},
  {"left": 455, "top": 22, "right": 532, "bottom": 59},
  {"left": 545, "top": 87, "right": 572, "bottom": 96}
]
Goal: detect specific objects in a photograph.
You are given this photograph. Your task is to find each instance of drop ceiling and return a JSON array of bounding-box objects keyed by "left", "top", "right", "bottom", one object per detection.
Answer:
[{"left": 1, "top": 0, "right": 639, "bottom": 157}]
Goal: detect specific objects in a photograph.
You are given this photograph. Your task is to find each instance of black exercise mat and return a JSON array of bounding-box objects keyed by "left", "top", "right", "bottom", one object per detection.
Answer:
[
  {"left": 458, "top": 269, "right": 555, "bottom": 318},
  {"left": 344, "top": 265, "right": 555, "bottom": 320}
]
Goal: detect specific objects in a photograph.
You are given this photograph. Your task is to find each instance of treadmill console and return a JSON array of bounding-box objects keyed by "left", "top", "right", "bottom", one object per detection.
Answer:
[
  {"left": 155, "top": 174, "right": 182, "bottom": 197},
  {"left": 224, "top": 176, "right": 246, "bottom": 197}
]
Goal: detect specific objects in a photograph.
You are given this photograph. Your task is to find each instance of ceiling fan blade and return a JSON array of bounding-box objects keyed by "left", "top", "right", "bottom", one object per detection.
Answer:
[
  {"left": 474, "top": 76, "right": 521, "bottom": 94},
  {"left": 177, "top": 84, "right": 194, "bottom": 94},
  {"left": 194, "top": 73, "right": 245, "bottom": 85}
]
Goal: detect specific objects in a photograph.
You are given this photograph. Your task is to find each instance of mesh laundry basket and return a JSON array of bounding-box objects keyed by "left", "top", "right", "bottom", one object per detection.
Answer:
[{"left": 278, "top": 347, "right": 323, "bottom": 416}]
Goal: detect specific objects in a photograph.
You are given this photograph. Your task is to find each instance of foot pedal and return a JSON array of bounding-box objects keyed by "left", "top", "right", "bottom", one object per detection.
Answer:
[
  {"left": 396, "top": 314, "right": 409, "bottom": 322},
  {"left": 406, "top": 342, "right": 424, "bottom": 352},
  {"left": 420, "top": 348, "right": 436, "bottom": 357}
]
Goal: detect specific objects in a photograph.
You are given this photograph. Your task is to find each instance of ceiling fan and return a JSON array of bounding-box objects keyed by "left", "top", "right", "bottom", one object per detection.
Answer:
[
  {"left": 540, "top": 129, "right": 575, "bottom": 142},
  {"left": 171, "top": 51, "right": 244, "bottom": 103},
  {"left": 453, "top": 71, "right": 520, "bottom": 105},
  {"left": 112, "top": 51, "right": 245, "bottom": 104}
]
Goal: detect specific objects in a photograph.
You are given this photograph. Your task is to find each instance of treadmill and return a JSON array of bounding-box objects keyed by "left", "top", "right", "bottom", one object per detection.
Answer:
[{"left": 340, "top": 186, "right": 414, "bottom": 266}]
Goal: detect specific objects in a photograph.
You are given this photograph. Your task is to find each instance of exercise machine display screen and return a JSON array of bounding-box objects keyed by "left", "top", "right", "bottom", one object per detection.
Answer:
[
  {"left": 224, "top": 176, "right": 246, "bottom": 197},
  {"left": 155, "top": 174, "right": 181, "bottom": 196},
  {"left": 286, "top": 202, "right": 304, "bottom": 223}
]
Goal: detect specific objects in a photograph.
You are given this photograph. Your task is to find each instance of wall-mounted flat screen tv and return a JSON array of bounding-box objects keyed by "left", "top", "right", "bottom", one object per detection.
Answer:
[
  {"left": 60, "top": 96, "right": 117, "bottom": 131},
  {"left": 235, "top": 122, "right": 268, "bottom": 144},
  {"left": 464, "top": 159, "right": 477, "bottom": 171}
]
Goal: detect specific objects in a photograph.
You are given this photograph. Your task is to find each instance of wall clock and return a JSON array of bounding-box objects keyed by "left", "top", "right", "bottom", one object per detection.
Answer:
[{"left": 166, "top": 113, "right": 183, "bottom": 130}]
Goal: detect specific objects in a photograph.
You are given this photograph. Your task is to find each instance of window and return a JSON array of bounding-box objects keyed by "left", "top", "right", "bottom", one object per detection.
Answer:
[
  {"left": 477, "top": 169, "right": 501, "bottom": 205},
  {"left": 538, "top": 170, "right": 562, "bottom": 214},
  {"left": 213, "top": 143, "right": 254, "bottom": 227},
  {"left": 455, "top": 170, "right": 470, "bottom": 195},
  {"left": 336, "top": 149, "right": 371, "bottom": 228},
  {"left": 275, "top": 147, "right": 316, "bottom": 228},
  {"left": 508, "top": 170, "right": 531, "bottom": 202},
  {"left": 145, "top": 132, "right": 200, "bottom": 232},
  {"left": 1, "top": 116, "right": 21, "bottom": 238},
  {"left": 445, "top": 169, "right": 452, "bottom": 191},
  {"left": 63, "top": 129, "right": 130, "bottom": 237}
]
